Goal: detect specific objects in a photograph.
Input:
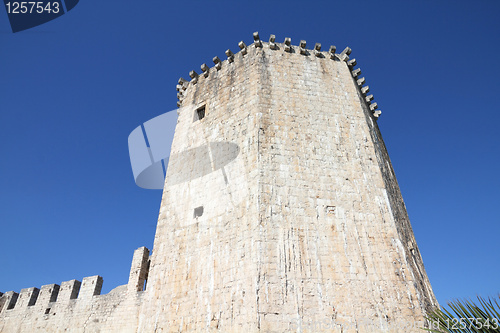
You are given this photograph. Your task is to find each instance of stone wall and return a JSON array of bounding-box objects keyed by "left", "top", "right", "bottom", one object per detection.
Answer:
[{"left": 0, "top": 247, "right": 150, "bottom": 332}]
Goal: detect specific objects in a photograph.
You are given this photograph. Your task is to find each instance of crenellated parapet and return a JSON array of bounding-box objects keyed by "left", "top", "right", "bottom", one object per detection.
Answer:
[
  {"left": 0, "top": 275, "right": 101, "bottom": 315},
  {"left": 0, "top": 247, "right": 151, "bottom": 332},
  {"left": 58, "top": 279, "right": 81, "bottom": 303},
  {"left": 176, "top": 31, "right": 382, "bottom": 119},
  {"left": 0, "top": 291, "right": 18, "bottom": 313}
]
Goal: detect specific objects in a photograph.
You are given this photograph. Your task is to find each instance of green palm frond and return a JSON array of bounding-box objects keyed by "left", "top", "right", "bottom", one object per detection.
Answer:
[{"left": 423, "top": 295, "right": 500, "bottom": 333}]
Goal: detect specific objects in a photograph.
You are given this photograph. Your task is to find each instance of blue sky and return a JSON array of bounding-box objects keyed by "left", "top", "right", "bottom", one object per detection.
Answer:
[{"left": 1, "top": 0, "right": 499, "bottom": 305}]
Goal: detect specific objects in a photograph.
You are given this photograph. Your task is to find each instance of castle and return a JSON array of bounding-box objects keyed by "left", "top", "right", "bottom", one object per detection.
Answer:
[{"left": 0, "top": 32, "right": 437, "bottom": 332}]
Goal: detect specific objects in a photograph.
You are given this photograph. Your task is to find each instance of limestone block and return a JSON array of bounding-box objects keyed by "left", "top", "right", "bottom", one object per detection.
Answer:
[
  {"left": 352, "top": 68, "right": 362, "bottom": 78},
  {"left": 201, "top": 63, "right": 209, "bottom": 77},
  {"left": 238, "top": 41, "right": 247, "bottom": 55},
  {"left": 340, "top": 46, "right": 352, "bottom": 61},
  {"left": 128, "top": 247, "right": 150, "bottom": 292},
  {"left": 284, "top": 37, "right": 292, "bottom": 52},
  {"left": 314, "top": 43, "right": 322, "bottom": 57},
  {"left": 299, "top": 40, "right": 307, "bottom": 55},
  {"left": 269, "top": 34, "right": 277, "bottom": 50},
  {"left": 57, "top": 279, "right": 81, "bottom": 302},
  {"left": 225, "top": 49, "right": 234, "bottom": 63},
  {"left": 0, "top": 291, "right": 18, "bottom": 312},
  {"left": 178, "top": 77, "right": 188, "bottom": 88},
  {"left": 79, "top": 276, "right": 103, "bottom": 300},
  {"left": 329, "top": 45, "right": 337, "bottom": 60},
  {"left": 14, "top": 287, "right": 39, "bottom": 309},
  {"left": 213, "top": 56, "right": 222, "bottom": 70},
  {"left": 189, "top": 70, "right": 198, "bottom": 84},
  {"left": 36, "top": 284, "right": 60, "bottom": 307},
  {"left": 253, "top": 31, "right": 262, "bottom": 47}
]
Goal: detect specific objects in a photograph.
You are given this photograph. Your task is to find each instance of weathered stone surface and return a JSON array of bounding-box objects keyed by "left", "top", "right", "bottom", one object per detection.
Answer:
[
  {"left": 14, "top": 287, "right": 39, "bottom": 309},
  {"left": 0, "top": 292, "right": 18, "bottom": 313},
  {"left": 0, "top": 250, "right": 147, "bottom": 333},
  {"left": 35, "top": 284, "right": 59, "bottom": 308},
  {"left": 138, "top": 40, "right": 437, "bottom": 332},
  {"left": 127, "top": 247, "right": 150, "bottom": 292}
]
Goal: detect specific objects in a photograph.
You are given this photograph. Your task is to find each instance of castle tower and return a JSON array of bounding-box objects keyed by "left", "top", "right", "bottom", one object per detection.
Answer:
[{"left": 137, "top": 33, "right": 437, "bottom": 332}]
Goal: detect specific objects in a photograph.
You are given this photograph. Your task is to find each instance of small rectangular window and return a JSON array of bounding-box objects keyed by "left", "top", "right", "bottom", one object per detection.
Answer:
[
  {"left": 196, "top": 105, "right": 206, "bottom": 121},
  {"left": 193, "top": 206, "right": 204, "bottom": 218}
]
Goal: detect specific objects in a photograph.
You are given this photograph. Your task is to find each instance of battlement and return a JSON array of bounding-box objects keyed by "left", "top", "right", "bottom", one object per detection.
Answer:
[
  {"left": 176, "top": 31, "right": 381, "bottom": 118},
  {"left": 0, "top": 276, "right": 97, "bottom": 314},
  {"left": 0, "top": 247, "right": 150, "bottom": 320}
]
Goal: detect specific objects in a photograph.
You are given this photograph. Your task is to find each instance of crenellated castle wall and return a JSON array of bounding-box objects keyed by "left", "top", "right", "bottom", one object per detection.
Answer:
[{"left": 0, "top": 247, "right": 150, "bottom": 332}]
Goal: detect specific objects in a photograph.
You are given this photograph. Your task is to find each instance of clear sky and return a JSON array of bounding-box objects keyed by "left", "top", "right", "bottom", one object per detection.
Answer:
[{"left": 1, "top": 0, "right": 499, "bottom": 305}]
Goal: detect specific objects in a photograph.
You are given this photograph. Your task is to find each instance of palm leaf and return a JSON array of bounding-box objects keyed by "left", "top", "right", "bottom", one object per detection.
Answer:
[{"left": 423, "top": 295, "right": 500, "bottom": 333}]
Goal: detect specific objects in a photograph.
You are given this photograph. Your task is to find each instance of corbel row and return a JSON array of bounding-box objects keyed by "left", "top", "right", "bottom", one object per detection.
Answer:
[
  {"left": 176, "top": 32, "right": 382, "bottom": 118},
  {"left": 255, "top": 32, "right": 343, "bottom": 60},
  {"left": 175, "top": 32, "right": 349, "bottom": 107},
  {"left": 175, "top": 36, "right": 250, "bottom": 107},
  {"left": 344, "top": 55, "right": 381, "bottom": 118},
  {"left": 176, "top": 78, "right": 189, "bottom": 107}
]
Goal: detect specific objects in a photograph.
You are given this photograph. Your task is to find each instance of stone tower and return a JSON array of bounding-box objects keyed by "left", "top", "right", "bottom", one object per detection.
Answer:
[
  {"left": 137, "top": 32, "right": 437, "bottom": 332},
  {"left": 0, "top": 32, "right": 437, "bottom": 333}
]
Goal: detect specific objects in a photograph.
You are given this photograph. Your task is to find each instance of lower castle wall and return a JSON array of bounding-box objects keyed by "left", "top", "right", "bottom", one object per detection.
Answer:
[
  {"left": 0, "top": 287, "right": 143, "bottom": 333},
  {"left": 0, "top": 247, "right": 149, "bottom": 333}
]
